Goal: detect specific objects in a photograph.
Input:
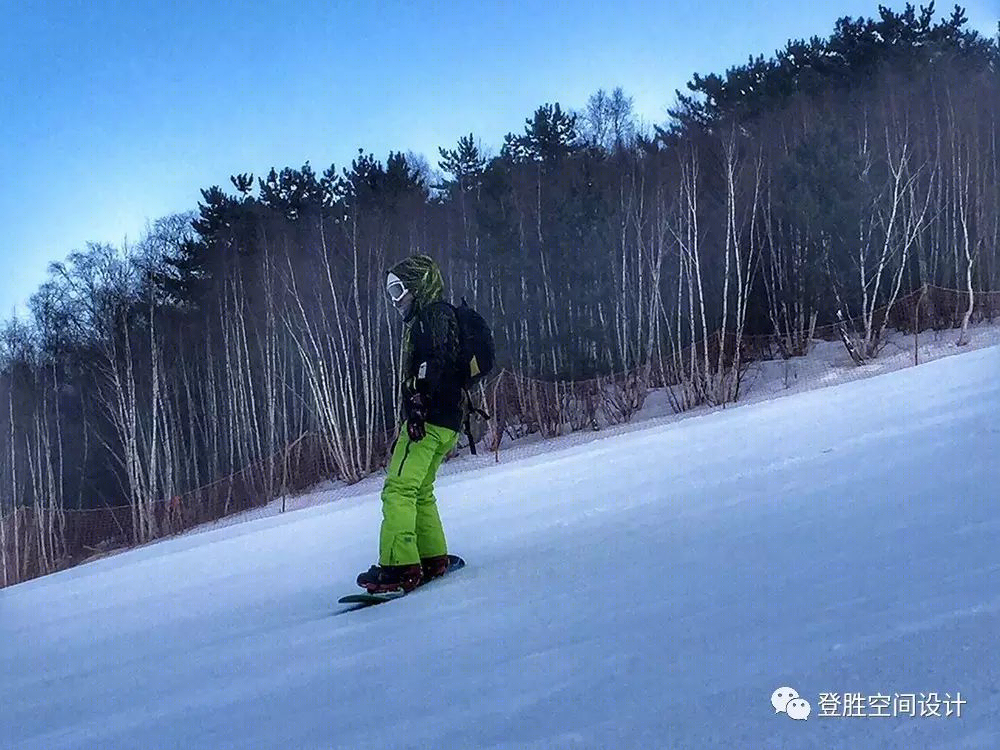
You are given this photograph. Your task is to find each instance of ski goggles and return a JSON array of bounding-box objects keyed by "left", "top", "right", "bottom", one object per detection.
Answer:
[{"left": 386, "top": 273, "right": 409, "bottom": 304}]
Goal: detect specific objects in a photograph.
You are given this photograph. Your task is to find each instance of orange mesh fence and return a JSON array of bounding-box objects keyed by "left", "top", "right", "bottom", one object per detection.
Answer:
[{"left": 480, "top": 365, "right": 651, "bottom": 448}]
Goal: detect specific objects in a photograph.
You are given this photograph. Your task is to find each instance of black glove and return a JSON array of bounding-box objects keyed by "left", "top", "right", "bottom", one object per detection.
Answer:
[{"left": 406, "top": 391, "right": 427, "bottom": 442}]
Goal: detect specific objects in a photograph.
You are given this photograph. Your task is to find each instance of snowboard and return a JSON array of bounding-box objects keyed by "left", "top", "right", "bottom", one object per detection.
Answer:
[{"left": 338, "top": 555, "right": 465, "bottom": 608}]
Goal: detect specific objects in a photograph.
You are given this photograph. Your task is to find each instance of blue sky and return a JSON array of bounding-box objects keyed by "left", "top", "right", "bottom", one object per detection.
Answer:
[{"left": 2, "top": 0, "right": 997, "bottom": 315}]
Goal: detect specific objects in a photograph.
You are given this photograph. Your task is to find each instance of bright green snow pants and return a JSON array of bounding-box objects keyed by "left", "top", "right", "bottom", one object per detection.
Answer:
[{"left": 379, "top": 422, "right": 458, "bottom": 566}]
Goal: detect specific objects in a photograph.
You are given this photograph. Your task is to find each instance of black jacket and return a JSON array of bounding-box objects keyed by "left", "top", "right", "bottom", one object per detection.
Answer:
[{"left": 404, "top": 301, "right": 465, "bottom": 432}]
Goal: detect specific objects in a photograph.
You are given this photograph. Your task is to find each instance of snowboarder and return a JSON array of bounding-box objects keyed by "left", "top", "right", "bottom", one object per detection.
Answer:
[{"left": 356, "top": 255, "right": 465, "bottom": 593}]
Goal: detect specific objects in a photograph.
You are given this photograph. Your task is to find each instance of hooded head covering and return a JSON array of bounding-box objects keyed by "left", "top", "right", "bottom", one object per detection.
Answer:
[{"left": 387, "top": 254, "right": 444, "bottom": 321}]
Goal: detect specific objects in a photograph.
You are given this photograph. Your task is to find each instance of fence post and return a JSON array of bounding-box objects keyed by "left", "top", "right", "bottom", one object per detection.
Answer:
[
  {"left": 914, "top": 284, "right": 928, "bottom": 366},
  {"left": 1, "top": 512, "right": 7, "bottom": 589},
  {"left": 492, "top": 369, "right": 504, "bottom": 463}
]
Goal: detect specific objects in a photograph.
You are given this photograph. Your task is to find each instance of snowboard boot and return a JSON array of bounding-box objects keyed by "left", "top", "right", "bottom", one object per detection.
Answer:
[
  {"left": 420, "top": 555, "right": 450, "bottom": 582},
  {"left": 357, "top": 563, "right": 422, "bottom": 594}
]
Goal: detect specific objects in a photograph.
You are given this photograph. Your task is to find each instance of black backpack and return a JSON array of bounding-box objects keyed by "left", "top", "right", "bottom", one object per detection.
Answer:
[
  {"left": 450, "top": 298, "right": 495, "bottom": 388},
  {"left": 442, "top": 299, "right": 494, "bottom": 454}
]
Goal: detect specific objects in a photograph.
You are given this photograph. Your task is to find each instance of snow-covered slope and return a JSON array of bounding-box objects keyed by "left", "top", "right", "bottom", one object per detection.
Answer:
[{"left": 3, "top": 345, "right": 998, "bottom": 750}]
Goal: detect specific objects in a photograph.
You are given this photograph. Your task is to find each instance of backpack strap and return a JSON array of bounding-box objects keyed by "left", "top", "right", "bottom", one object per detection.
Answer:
[{"left": 462, "top": 387, "right": 490, "bottom": 456}]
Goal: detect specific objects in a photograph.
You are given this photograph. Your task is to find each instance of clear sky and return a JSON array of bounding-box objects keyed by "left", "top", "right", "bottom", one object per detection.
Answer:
[{"left": 2, "top": 0, "right": 997, "bottom": 315}]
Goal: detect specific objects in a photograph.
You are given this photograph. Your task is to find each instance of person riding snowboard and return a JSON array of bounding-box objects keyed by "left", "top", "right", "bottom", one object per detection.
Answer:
[{"left": 357, "top": 254, "right": 464, "bottom": 593}]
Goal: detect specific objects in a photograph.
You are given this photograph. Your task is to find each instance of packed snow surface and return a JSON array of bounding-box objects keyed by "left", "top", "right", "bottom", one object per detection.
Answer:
[{"left": 2, "top": 345, "right": 998, "bottom": 749}]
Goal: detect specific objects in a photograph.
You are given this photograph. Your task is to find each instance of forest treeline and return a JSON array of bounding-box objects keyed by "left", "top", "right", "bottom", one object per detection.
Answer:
[{"left": 1, "top": 5, "right": 997, "bottom": 574}]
